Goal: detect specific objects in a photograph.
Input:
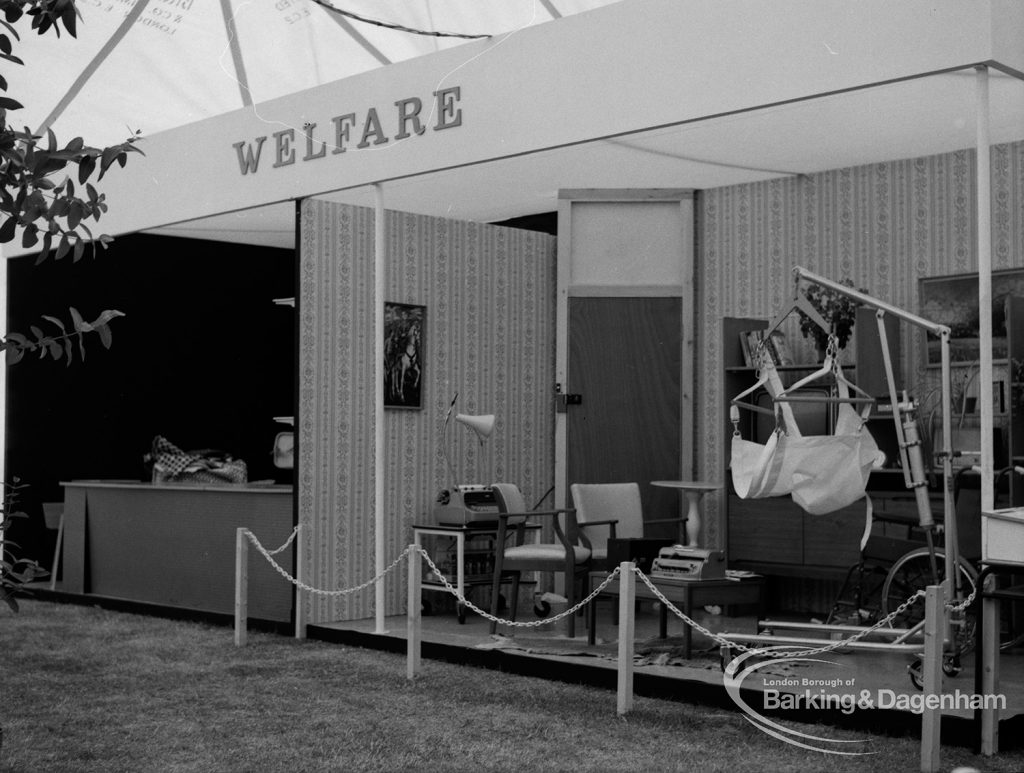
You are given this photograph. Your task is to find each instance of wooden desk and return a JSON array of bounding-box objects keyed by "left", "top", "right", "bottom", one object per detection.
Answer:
[{"left": 588, "top": 574, "right": 764, "bottom": 658}]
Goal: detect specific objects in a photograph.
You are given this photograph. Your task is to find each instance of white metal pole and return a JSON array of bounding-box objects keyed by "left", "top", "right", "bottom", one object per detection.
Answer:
[
  {"left": 976, "top": 65, "right": 994, "bottom": 513},
  {"left": 374, "top": 183, "right": 387, "bottom": 634}
]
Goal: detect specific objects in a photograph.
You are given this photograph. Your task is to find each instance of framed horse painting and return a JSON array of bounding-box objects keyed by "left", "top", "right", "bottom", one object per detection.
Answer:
[{"left": 384, "top": 302, "right": 425, "bottom": 409}]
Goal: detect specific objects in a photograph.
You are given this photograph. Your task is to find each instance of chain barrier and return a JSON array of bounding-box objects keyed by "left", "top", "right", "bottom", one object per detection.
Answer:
[
  {"left": 418, "top": 548, "right": 624, "bottom": 629},
  {"left": 947, "top": 570, "right": 978, "bottom": 613},
  {"left": 633, "top": 567, "right": 929, "bottom": 659},
  {"left": 243, "top": 529, "right": 416, "bottom": 597},
  {"left": 244, "top": 529, "right": 966, "bottom": 651},
  {"left": 261, "top": 525, "right": 300, "bottom": 556},
  {"left": 243, "top": 530, "right": 622, "bottom": 629}
]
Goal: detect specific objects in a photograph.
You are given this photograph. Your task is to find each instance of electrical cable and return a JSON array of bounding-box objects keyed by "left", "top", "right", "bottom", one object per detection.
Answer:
[{"left": 307, "top": 0, "right": 492, "bottom": 40}]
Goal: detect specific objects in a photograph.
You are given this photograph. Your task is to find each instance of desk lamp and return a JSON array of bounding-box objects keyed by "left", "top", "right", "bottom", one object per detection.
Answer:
[{"left": 441, "top": 392, "right": 495, "bottom": 487}]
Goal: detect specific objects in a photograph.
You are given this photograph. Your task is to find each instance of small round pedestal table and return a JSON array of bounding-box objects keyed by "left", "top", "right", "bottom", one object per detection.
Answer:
[{"left": 650, "top": 480, "right": 722, "bottom": 547}]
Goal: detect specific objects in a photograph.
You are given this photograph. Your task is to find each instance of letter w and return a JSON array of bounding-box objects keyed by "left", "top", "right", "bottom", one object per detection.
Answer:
[{"left": 233, "top": 137, "right": 267, "bottom": 174}]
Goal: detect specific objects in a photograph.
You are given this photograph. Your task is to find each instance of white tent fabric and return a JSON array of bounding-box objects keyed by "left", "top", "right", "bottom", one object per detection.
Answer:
[{"left": 7, "top": 0, "right": 621, "bottom": 147}]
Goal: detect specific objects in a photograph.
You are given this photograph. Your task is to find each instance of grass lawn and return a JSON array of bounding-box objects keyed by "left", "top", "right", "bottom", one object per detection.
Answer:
[{"left": 1, "top": 599, "right": 1022, "bottom": 772}]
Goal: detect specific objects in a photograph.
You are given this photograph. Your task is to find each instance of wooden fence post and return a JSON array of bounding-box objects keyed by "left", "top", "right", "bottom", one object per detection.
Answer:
[
  {"left": 617, "top": 562, "right": 636, "bottom": 715},
  {"left": 407, "top": 546, "right": 422, "bottom": 679},
  {"left": 234, "top": 528, "right": 249, "bottom": 647},
  {"left": 294, "top": 524, "right": 306, "bottom": 640},
  {"left": 920, "top": 584, "right": 944, "bottom": 772}
]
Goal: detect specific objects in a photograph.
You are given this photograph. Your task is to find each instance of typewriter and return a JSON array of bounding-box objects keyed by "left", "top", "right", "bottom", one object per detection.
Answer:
[
  {"left": 431, "top": 484, "right": 500, "bottom": 525},
  {"left": 649, "top": 545, "right": 726, "bottom": 581}
]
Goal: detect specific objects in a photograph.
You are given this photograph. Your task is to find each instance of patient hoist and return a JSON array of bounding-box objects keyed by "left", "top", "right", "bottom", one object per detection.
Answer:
[{"left": 721, "top": 267, "right": 968, "bottom": 681}]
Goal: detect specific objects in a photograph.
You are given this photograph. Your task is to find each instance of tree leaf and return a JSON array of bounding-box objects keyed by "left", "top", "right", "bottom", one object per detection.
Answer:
[
  {"left": 77, "top": 155, "right": 95, "bottom": 184},
  {"left": 54, "top": 233, "right": 70, "bottom": 260},
  {"left": 67, "top": 200, "right": 82, "bottom": 230},
  {"left": 20, "top": 222, "right": 37, "bottom": 248},
  {"left": 36, "top": 231, "right": 53, "bottom": 263},
  {"left": 68, "top": 307, "right": 85, "bottom": 332},
  {"left": 72, "top": 236, "right": 85, "bottom": 262},
  {"left": 0, "top": 215, "right": 15, "bottom": 243},
  {"left": 96, "top": 322, "right": 112, "bottom": 349},
  {"left": 41, "top": 315, "right": 65, "bottom": 333},
  {"left": 61, "top": 2, "right": 77, "bottom": 37},
  {"left": 89, "top": 309, "right": 125, "bottom": 327},
  {"left": 0, "top": 96, "right": 22, "bottom": 110}
]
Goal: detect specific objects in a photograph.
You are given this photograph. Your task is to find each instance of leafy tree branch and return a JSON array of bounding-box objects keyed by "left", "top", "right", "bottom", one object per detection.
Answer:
[
  {"left": 0, "top": 0, "right": 144, "bottom": 262},
  {"left": 0, "top": 0, "right": 136, "bottom": 366}
]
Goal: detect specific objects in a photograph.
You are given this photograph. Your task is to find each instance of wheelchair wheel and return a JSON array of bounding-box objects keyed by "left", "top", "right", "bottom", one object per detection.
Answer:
[
  {"left": 534, "top": 600, "right": 551, "bottom": 618},
  {"left": 907, "top": 654, "right": 962, "bottom": 691},
  {"left": 880, "top": 547, "right": 977, "bottom": 648}
]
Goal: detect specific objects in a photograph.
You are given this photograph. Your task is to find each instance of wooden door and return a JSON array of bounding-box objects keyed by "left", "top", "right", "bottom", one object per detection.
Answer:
[{"left": 566, "top": 296, "right": 682, "bottom": 531}]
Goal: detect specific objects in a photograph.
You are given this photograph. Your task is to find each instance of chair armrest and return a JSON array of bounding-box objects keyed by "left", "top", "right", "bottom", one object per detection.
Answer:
[
  {"left": 578, "top": 519, "right": 618, "bottom": 529},
  {"left": 645, "top": 516, "right": 685, "bottom": 525}
]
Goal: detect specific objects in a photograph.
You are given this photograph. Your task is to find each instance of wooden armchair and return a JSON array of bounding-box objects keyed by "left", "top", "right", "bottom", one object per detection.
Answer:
[
  {"left": 488, "top": 482, "right": 591, "bottom": 638},
  {"left": 570, "top": 482, "right": 684, "bottom": 571}
]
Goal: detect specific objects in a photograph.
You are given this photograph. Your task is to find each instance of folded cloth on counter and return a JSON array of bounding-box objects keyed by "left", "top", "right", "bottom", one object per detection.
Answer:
[{"left": 148, "top": 435, "right": 248, "bottom": 484}]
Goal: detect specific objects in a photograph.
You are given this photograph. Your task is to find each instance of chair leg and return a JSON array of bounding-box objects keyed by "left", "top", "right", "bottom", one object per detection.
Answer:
[
  {"left": 491, "top": 567, "right": 523, "bottom": 635},
  {"left": 565, "top": 571, "right": 576, "bottom": 639},
  {"left": 510, "top": 573, "right": 521, "bottom": 623}
]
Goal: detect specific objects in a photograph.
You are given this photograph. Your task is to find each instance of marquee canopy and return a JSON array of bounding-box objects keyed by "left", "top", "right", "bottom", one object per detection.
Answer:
[
  {"left": 9, "top": 0, "right": 621, "bottom": 147},
  {"left": 5, "top": 0, "right": 1024, "bottom": 253}
]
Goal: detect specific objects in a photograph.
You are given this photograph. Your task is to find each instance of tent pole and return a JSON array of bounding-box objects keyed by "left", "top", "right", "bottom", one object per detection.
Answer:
[
  {"left": 374, "top": 183, "right": 387, "bottom": 634},
  {"left": 976, "top": 65, "right": 994, "bottom": 514}
]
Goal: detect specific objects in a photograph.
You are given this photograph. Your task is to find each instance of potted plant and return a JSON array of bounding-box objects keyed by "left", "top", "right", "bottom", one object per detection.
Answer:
[{"left": 798, "top": 278, "right": 867, "bottom": 355}]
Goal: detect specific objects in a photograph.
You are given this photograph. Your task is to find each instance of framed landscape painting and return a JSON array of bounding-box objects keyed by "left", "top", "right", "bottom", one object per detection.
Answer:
[
  {"left": 384, "top": 302, "right": 425, "bottom": 409},
  {"left": 919, "top": 268, "right": 1024, "bottom": 365}
]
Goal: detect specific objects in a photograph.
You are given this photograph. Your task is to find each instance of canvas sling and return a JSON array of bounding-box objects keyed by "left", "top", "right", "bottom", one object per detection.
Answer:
[{"left": 731, "top": 358, "right": 884, "bottom": 525}]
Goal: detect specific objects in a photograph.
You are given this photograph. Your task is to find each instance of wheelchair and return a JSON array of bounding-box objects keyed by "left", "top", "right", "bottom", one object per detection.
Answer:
[{"left": 827, "top": 465, "right": 1024, "bottom": 660}]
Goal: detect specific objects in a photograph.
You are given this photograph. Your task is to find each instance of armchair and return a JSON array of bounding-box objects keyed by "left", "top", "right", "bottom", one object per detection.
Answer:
[
  {"left": 489, "top": 483, "right": 591, "bottom": 638},
  {"left": 570, "top": 482, "right": 684, "bottom": 571}
]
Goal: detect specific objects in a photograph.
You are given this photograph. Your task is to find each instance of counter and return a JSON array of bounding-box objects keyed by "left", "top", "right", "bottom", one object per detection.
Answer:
[{"left": 60, "top": 480, "right": 295, "bottom": 622}]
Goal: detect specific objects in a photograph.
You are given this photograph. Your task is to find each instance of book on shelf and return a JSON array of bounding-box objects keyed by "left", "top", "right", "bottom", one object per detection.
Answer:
[
  {"left": 738, "top": 331, "right": 753, "bottom": 366},
  {"left": 739, "top": 330, "right": 793, "bottom": 367}
]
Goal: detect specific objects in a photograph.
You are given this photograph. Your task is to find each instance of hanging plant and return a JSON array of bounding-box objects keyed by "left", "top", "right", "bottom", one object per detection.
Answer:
[{"left": 798, "top": 278, "right": 867, "bottom": 351}]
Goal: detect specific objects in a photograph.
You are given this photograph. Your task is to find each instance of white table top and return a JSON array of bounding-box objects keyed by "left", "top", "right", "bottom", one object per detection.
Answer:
[{"left": 650, "top": 480, "right": 722, "bottom": 492}]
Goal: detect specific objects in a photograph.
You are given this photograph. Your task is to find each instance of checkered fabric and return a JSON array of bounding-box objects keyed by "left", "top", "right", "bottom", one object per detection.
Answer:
[{"left": 149, "top": 435, "right": 248, "bottom": 484}]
